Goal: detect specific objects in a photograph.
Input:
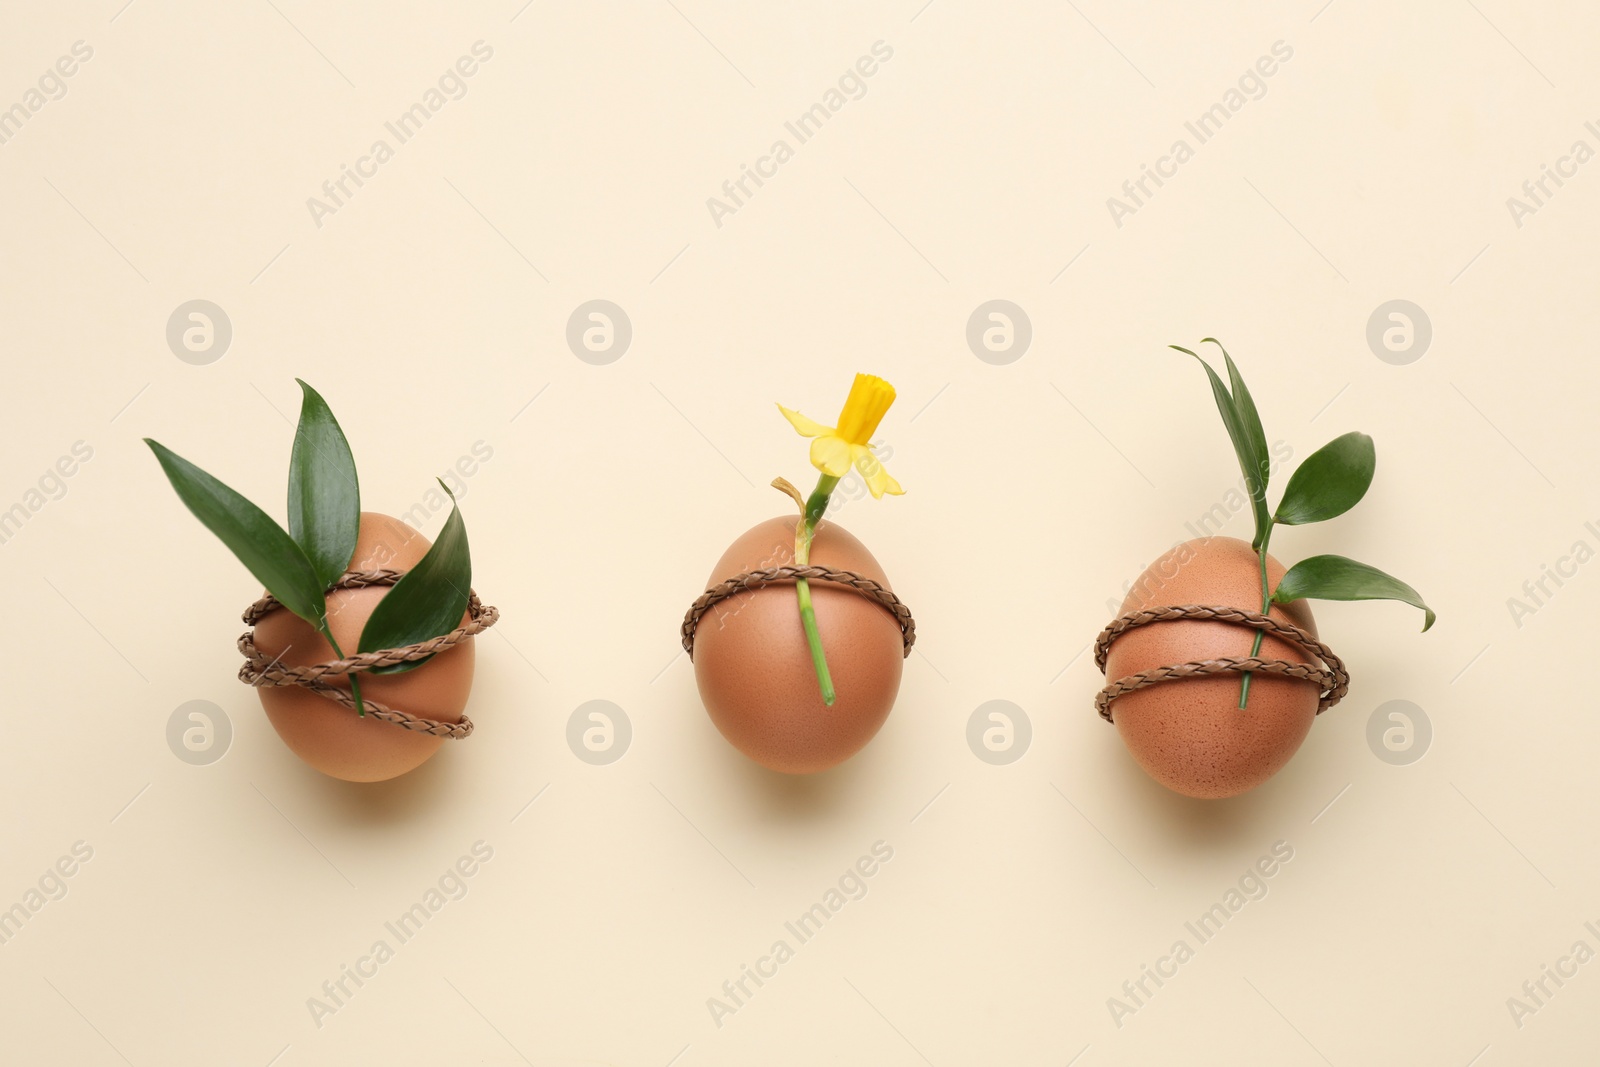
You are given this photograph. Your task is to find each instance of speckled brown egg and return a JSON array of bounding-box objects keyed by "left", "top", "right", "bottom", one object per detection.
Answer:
[
  {"left": 693, "top": 515, "right": 904, "bottom": 774},
  {"left": 1103, "top": 536, "right": 1319, "bottom": 799},
  {"left": 254, "top": 512, "right": 474, "bottom": 783}
]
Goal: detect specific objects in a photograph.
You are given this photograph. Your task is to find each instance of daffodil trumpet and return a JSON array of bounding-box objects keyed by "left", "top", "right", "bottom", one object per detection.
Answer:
[{"left": 777, "top": 373, "right": 905, "bottom": 704}]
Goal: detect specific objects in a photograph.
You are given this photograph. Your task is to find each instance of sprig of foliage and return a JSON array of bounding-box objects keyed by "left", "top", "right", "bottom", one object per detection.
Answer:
[
  {"left": 145, "top": 381, "right": 474, "bottom": 714},
  {"left": 1174, "top": 341, "right": 1434, "bottom": 708}
]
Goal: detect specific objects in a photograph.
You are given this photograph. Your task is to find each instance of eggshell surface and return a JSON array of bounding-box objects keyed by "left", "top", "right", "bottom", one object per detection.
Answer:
[
  {"left": 253, "top": 512, "right": 474, "bottom": 782},
  {"left": 693, "top": 515, "right": 904, "bottom": 774},
  {"left": 1103, "top": 536, "right": 1319, "bottom": 799}
]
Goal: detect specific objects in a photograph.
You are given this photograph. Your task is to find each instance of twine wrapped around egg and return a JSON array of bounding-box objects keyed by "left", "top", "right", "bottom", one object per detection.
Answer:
[
  {"left": 1092, "top": 604, "right": 1348, "bottom": 723},
  {"left": 681, "top": 564, "right": 916, "bottom": 659},
  {"left": 237, "top": 569, "right": 499, "bottom": 739}
]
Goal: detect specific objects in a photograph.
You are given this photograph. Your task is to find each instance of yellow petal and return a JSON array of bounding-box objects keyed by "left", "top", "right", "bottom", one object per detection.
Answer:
[
  {"left": 777, "top": 403, "right": 834, "bottom": 439},
  {"left": 852, "top": 444, "right": 904, "bottom": 498},
  {"left": 810, "top": 434, "right": 853, "bottom": 477},
  {"left": 833, "top": 373, "right": 898, "bottom": 446}
]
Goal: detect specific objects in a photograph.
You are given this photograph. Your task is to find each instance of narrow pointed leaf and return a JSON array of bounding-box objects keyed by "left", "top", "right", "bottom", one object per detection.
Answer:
[
  {"left": 358, "top": 482, "right": 472, "bottom": 675},
  {"left": 1272, "top": 553, "right": 1435, "bottom": 631},
  {"left": 1207, "top": 342, "right": 1268, "bottom": 478},
  {"left": 1275, "top": 431, "right": 1376, "bottom": 526},
  {"left": 287, "top": 380, "right": 360, "bottom": 591},
  {"left": 145, "top": 439, "right": 326, "bottom": 626},
  {"left": 1215, "top": 345, "right": 1272, "bottom": 546},
  {"left": 1174, "top": 345, "right": 1270, "bottom": 546}
]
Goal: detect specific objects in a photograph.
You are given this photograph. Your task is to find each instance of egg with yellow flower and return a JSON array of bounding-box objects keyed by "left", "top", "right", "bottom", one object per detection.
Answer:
[{"left": 687, "top": 374, "right": 912, "bottom": 774}]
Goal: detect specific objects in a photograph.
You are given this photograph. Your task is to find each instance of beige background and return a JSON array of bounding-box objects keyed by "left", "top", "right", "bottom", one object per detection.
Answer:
[{"left": 2, "top": 0, "right": 1596, "bottom": 1063}]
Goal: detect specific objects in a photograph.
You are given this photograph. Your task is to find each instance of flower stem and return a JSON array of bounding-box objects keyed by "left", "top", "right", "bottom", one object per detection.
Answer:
[
  {"left": 1238, "top": 529, "right": 1273, "bottom": 709},
  {"left": 321, "top": 621, "right": 365, "bottom": 717},
  {"left": 795, "top": 474, "right": 840, "bottom": 706}
]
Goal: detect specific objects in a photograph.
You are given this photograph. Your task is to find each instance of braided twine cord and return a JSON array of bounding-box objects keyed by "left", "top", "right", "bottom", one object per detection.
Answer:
[
  {"left": 1093, "top": 604, "right": 1348, "bottom": 724},
  {"left": 681, "top": 565, "right": 916, "bottom": 659},
  {"left": 238, "top": 570, "right": 499, "bottom": 739}
]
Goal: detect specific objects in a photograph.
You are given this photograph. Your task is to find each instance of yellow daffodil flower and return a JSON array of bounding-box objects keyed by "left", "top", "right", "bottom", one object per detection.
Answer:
[
  {"left": 778, "top": 373, "right": 905, "bottom": 499},
  {"left": 774, "top": 373, "right": 907, "bottom": 706}
]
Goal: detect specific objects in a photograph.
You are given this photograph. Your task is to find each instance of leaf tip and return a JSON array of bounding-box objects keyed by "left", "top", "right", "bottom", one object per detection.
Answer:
[
  {"left": 294, "top": 379, "right": 334, "bottom": 412},
  {"left": 1340, "top": 429, "right": 1376, "bottom": 450}
]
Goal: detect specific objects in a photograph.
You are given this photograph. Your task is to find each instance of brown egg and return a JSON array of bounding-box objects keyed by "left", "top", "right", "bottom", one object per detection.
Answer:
[
  {"left": 254, "top": 512, "right": 474, "bottom": 782},
  {"left": 1103, "top": 536, "right": 1320, "bottom": 799},
  {"left": 693, "top": 515, "right": 904, "bottom": 774}
]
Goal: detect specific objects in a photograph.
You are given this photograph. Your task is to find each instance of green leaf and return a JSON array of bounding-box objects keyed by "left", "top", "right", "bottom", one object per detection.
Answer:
[
  {"left": 357, "top": 480, "right": 472, "bottom": 675},
  {"left": 1272, "top": 553, "right": 1435, "bottom": 631},
  {"left": 1205, "top": 340, "right": 1269, "bottom": 482},
  {"left": 287, "top": 380, "right": 360, "bottom": 591},
  {"left": 1275, "top": 431, "right": 1376, "bottom": 526},
  {"left": 1212, "top": 341, "right": 1272, "bottom": 547},
  {"left": 1173, "top": 344, "right": 1271, "bottom": 548},
  {"left": 145, "top": 438, "right": 327, "bottom": 627}
]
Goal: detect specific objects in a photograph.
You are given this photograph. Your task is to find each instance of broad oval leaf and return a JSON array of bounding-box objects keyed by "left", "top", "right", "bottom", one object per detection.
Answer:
[
  {"left": 1174, "top": 344, "right": 1272, "bottom": 548},
  {"left": 1275, "top": 431, "right": 1375, "bottom": 526},
  {"left": 358, "top": 481, "right": 472, "bottom": 674},
  {"left": 145, "top": 439, "right": 327, "bottom": 626},
  {"left": 1272, "top": 553, "right": 1435, "bottom": 631},
  {"left": 288, "top": 380, "right": 360, "bottom": 591}
]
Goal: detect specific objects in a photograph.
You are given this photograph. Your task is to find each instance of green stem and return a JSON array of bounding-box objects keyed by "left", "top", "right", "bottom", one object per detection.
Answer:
[
  {"left": 1238, "top": 527, "right": 1273, "bottom": 709},
  {"left": 795, "top": 474, "right": 841, "bottom": 706},
  {"left": 321, "top": 621, "right": 366, "bottom": 717}
]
